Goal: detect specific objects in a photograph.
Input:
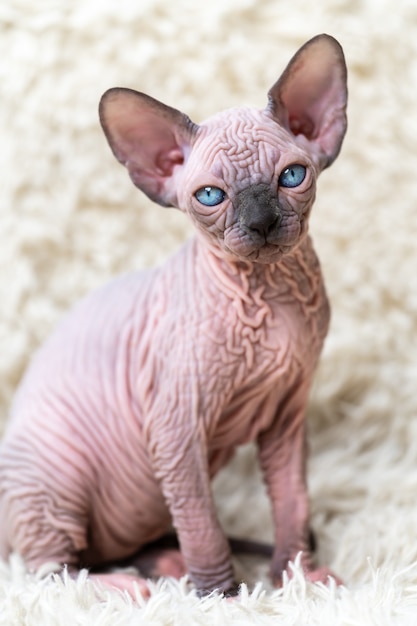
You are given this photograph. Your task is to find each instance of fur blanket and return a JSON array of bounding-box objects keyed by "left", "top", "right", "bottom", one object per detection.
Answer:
[{"left": 2, "top": 0, "right": 417, "bottom": 623}]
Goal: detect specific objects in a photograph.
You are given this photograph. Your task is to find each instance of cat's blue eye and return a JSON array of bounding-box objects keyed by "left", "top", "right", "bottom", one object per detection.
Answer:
[
  {"left": 278, "top": 164, "right": 306, "bottom": 188},
  {"left": 195, "top": 186, "right": 226, "bottom": 206}
]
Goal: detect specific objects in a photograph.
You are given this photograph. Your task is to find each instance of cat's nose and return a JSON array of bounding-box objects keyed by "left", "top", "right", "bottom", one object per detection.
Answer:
[
  {"left": 236, "top": 183, "right": 282, "bottom": 240},
  {"left": 243, "top": 211, "right": 281, "bottom": 238}
]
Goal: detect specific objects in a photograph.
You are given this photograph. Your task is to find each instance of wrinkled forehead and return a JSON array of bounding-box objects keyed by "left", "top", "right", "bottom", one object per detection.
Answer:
[{"left": 187, "top": 107, "right": 305, "bottom": 186}]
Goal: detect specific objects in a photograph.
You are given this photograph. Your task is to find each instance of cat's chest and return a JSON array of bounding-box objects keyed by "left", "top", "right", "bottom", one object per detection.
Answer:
[
  {"left": 197, "top": 244, "right": 329, "bottom": 377},
  {"left": 201, "top": 287, "right": 327, "bottom": 432},
  {"left": 212, "top": 282, "right": 327, "bottom": 379}
]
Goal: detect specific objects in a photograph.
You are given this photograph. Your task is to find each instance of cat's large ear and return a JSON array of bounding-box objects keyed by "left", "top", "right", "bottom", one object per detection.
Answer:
[
  {"left": 267, "top": 34, "right": 348, "bottom": 169},
  {"left": 99, "top": 88, "right": 199, "bottom": 207}
]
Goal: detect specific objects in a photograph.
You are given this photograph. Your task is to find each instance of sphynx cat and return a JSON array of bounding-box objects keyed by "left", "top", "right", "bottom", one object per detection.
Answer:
[{"left": 0, "top": 34, "right": 347, "bottom": 597}]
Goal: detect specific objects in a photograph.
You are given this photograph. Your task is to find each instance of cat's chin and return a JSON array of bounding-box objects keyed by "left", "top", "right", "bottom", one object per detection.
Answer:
[
  {"left": 250, "top": 248, "right": 288, "bottom": 264},
  {"left": 224, "top": 242, "right": 296, "bottom": 265}
]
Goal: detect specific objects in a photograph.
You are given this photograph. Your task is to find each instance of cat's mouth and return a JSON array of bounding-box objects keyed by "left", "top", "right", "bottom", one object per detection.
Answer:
[
  {"left": 222, "top": 225, "right": 304, "bottom": 263},
  {"left": 219, "top": 239, "right": 295, "bottom": 264},
  {"left": 243, "top": 243, "right": 294, "bottom": 263}
]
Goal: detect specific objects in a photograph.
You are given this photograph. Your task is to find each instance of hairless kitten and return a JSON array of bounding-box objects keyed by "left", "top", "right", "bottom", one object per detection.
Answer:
[{"left": 0, "top": 34, "right": 347, "bottom": 597}]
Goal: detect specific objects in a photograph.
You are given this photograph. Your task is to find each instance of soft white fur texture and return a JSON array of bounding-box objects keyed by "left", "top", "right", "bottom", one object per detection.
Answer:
[{"left": 2, "top": 0, "right": 417, "bottom": 623}]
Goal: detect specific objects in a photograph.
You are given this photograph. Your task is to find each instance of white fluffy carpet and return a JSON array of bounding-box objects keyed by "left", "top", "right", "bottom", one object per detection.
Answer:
[{"left": 2, "top": 0, "right": 417, "bottom": 623}]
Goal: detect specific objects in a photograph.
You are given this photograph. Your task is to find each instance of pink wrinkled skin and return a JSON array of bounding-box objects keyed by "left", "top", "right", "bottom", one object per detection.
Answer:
[{"left": 0, "top": 34, "right": 347, "bottom": 596}]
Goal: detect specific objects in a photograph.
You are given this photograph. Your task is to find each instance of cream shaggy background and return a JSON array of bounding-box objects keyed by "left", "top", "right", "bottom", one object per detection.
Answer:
[{"left": 2, "top": 0, "right": 417, "bottom": 624}]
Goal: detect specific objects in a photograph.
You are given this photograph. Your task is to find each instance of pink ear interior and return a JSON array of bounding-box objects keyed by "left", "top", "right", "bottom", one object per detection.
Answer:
[
  {"left": 99, "top": 89, "right": 198, "bottom": 206},
  {"left": 268, "top": 34, "right": 348, "bottom": 168}
]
